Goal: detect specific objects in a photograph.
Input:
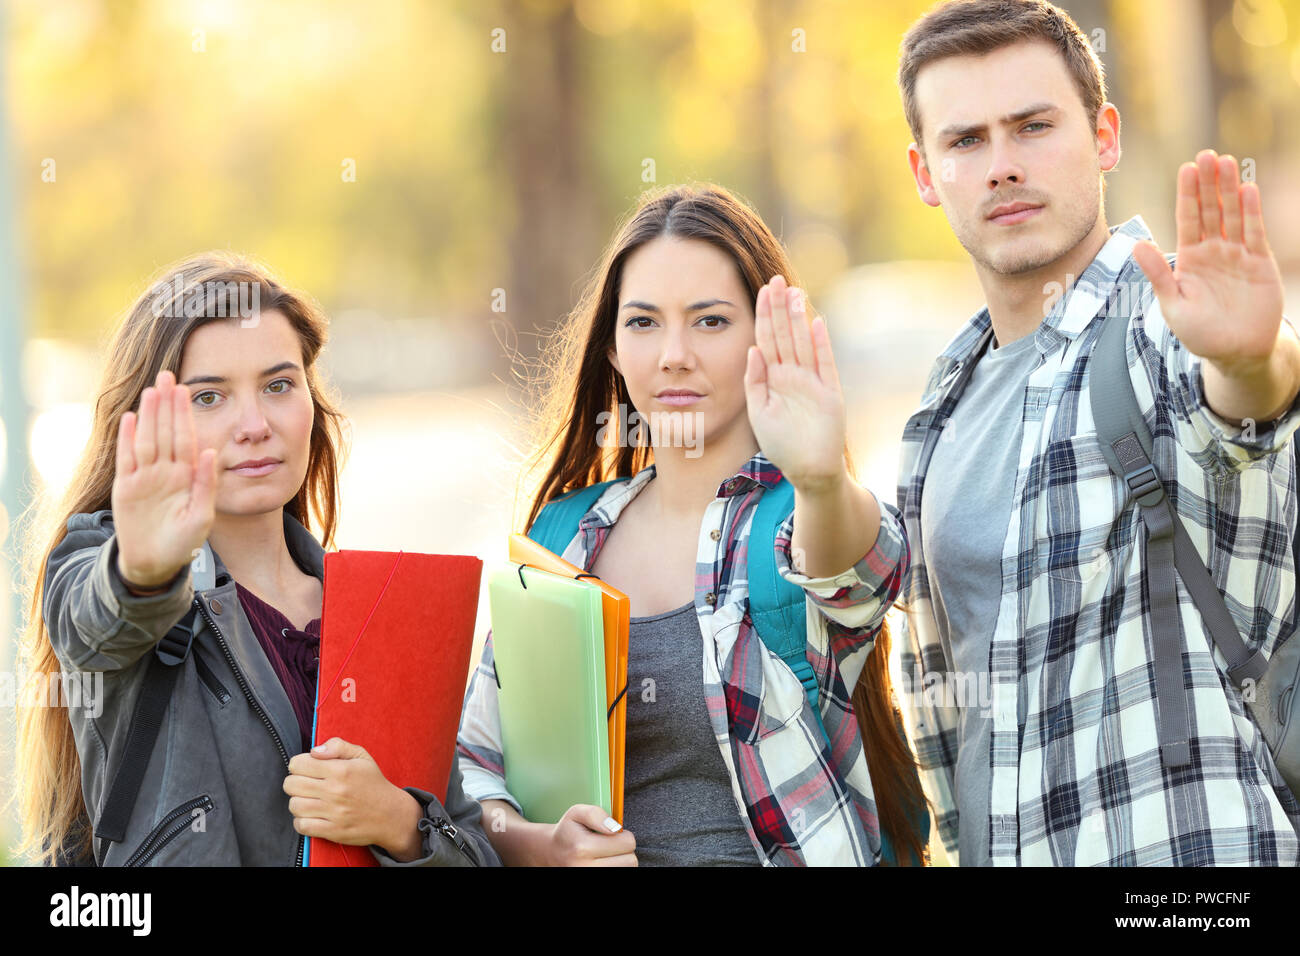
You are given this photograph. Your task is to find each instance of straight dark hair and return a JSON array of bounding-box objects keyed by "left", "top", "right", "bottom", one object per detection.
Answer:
[{"left": 520, "top": 183, "right": 929, "bottom": 864}]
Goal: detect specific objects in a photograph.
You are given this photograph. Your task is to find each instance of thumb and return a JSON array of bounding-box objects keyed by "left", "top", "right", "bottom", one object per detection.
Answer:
[
  {"left": 1132, "top": 240, "right": 1178, "bottom": 304},
  {"left": 744, "top": 345, "right": 767, "bottom": 408},
  {"left": 311, "top": 736, "right": 369, "bottom": 761},
  {"left": 193, "top": 447, "right": 219, "bottom": 514},
  {"left": 568, "top": 803, "right": 623, "bottom": 835}
]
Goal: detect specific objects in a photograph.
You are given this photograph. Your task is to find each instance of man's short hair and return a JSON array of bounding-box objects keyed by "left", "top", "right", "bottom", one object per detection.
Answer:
[{"left": 899, "top": 0, "right": 1107, "bottom": 151}]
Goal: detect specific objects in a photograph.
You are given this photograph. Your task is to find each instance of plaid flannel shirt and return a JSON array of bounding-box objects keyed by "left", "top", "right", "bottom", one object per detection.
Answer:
[
  {"left": 896, "top": 215, "right": 1300, "bottom": 866},
  {"left": 457, "top": 452, "right": 908, "bottom": 865}
]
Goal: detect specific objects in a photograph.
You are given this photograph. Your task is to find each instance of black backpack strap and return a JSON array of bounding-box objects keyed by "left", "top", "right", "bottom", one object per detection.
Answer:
[
  {"left": 1089, "top": 293, "right": 1267, "bottom": 769},
  {"left": 94, "top": 608, "right": 201, "bottom": 850}
]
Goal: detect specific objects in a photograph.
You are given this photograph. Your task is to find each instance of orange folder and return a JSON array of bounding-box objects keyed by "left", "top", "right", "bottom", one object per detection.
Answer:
[
  {"left": 508, "top": 533, "right": 629, "bottom": 823},
  {"left": 307, "top": 550, "right": 483, "bottom": 867}
]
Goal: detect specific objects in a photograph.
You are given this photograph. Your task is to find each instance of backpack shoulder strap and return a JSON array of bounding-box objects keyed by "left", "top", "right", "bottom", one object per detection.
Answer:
[
  {"left": 94, "top": 607, "right": 203, "bottom": 853},
  {"left": 1088, "top": 281, "right": 1266, "bottom": 769},
  {"left": 748, "top": 477, "right": 933, "bottom": 861},
  {"left": 746, "top": 478, "right": 827, "bottom": 738},
  {"left": 526, "top": 479, "right": 628, "bottom": 555}
]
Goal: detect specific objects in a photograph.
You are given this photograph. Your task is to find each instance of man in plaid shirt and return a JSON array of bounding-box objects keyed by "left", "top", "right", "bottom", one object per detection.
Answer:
[{"left": 893, "top": 0, "right": 1300, "bottom": 864}]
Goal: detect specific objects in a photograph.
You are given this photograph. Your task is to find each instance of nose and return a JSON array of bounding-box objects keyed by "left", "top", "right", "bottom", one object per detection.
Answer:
[
  {"left": 986, "top": 133, "right": 1025, "bottom": 190},
  {"left": 233, "top": 393, "right": 273, "bottom": 444},
  {"left": 659, "top": 321, "right": 696, "bottom": 373}
]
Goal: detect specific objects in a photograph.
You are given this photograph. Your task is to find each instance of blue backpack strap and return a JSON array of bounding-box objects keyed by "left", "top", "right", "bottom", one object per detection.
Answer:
[
  {"left": 746, "top": 478, "right": 826, "bottom": 738},
  {"left": 526, "top": 479, "right": 627, "bottom": 555},
  {"left": 748, "top": 478, "right": 930, "bottom": 865}
]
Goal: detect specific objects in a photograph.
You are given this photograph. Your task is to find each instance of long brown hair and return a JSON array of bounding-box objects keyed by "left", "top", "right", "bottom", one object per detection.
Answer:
[
  {"left": 11, "top": 251, "right": 349, "bottom": 865},
  {"left": 520, "top": 183, "right": 929, "bottom": 863}
]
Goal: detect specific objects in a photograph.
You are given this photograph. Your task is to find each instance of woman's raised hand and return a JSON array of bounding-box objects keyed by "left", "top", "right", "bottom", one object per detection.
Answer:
[
  {"left": 744, "top": 275, "right": 848, "bottom": 493},
  {"left": 111, "top": 369, "right": 219, "bottom": 589}
]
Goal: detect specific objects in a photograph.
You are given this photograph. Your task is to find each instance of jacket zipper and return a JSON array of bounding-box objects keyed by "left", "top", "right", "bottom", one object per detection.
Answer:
[
  {"left": 195, "top": 596, "right": 305, "bottom": 867},
  {"left": 193, "top": 652, "right": 233, "bottom": 706},
  {"left": 125, "top": 795, "right": 214, "bottom": 866},
  {"left": 429, "top": 816, "right": 477, "bottom": 864}
]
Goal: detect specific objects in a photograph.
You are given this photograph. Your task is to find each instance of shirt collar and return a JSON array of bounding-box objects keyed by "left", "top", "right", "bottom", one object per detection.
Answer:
[
  {"left": 1049, "top": 214, "right": 1151, "bottom": 340},
  {"left": 718, "top": 450, "right": 784, "bottom": 497},
  {"left": 578, "top": 450, "right": 785, "bottom": 532}
]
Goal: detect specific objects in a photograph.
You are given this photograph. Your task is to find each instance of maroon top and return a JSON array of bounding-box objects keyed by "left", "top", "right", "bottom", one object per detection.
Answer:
[{"left": 235, "top": 582, "right": 321, "bottom": 754}]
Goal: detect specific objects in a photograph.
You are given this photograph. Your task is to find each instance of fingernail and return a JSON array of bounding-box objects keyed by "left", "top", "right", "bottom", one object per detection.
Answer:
[
  {"left": 312, "top": 744, "right": 326, "bottom": 753},
  {"left": 603, "top": 817, "right": 621, "bottom": 832},
  {"left": 789, "top": 289, "right": 805, "bottom": 315}
]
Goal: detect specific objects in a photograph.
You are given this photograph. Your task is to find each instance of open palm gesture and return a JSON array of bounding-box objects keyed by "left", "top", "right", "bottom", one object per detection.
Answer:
[
  {"left": 111, "top": 369, "right": 219, "bottom": 587},
  {"left": 744, "top": 275, "right": 846, "bottom": 491},
  {"left": 1133, "top": 150, "right": 1284, "bottom": 368}
]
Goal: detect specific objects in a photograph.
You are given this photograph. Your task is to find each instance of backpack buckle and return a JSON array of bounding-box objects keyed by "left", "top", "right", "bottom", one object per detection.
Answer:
[
  {"left": 155, "top": 613, "right": 199, "bottom": 666},
  {"left": 1123, "top": 464, "right": 1163, "bottom": 502}
]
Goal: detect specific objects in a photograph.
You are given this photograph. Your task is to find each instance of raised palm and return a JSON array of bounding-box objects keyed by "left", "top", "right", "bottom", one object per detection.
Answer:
[
  {"left": 1133, "top": 150, "right": 1284, "bottom": 368},
  {"left": 744, "top": 275, "right": 846, "bottom": 490},
  {"left": 111, "top": 369, "right": 219, "bottom": 586}
]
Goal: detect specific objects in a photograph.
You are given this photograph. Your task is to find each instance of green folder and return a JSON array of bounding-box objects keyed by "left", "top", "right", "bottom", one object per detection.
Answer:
[{"left": 488, "top": 564, "right": 611, "bottom": 823}]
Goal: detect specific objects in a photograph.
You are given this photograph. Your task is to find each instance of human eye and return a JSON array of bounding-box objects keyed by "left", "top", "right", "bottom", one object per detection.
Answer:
[
  {"left": 192, "top": 390, "right": 221, "bottom": 408},
  {"left": 266, "top": 377, "right": 294, "bottom": 394},
  {"left": 952, "top": 135, "right": 979, "bottom": 149},
  {"left": 697, "top": 314, "right": 731, "bottom": 329},
  {"left": 1022, "top": 121, "right": 1051, "bottom": 133},
  {"left": 625, "top": 316, "right": 655, "bottom": 329}
]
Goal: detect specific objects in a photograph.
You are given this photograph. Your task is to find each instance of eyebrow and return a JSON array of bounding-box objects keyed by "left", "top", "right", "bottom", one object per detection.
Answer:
[
  {"left": 936, "top": 103, "right": 1061, "bottom": 141},
  {"left": 620, "top": 299, "right": 735, "bottom": 312},
  {"left": 181, "top": 361, "right": 302, "bottom": 387}
]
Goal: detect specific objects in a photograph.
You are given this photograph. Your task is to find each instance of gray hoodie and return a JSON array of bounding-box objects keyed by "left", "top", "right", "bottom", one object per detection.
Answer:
[{"left": 42, "top": 507, "right": 499, "bottom": 867}]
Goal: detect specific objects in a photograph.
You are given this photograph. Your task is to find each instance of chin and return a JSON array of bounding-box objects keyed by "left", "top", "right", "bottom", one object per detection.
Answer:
[
  {"left": 983, "top": 238, "right": 1066, "bottom": 276},
  {"left": 215, "top": 486, "right": 296, "bottom": 517}
]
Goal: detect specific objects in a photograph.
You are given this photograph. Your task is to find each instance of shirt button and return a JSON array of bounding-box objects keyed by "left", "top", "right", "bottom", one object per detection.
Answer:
[
  {"left": 710, "top": 529, "right": 721, "bottom": 541},
  {"left": 705, "top": 592, "right": 716, "bottom": 606},
  {"left": 210, "top": 598, "right": 223, "bottom": 615}
]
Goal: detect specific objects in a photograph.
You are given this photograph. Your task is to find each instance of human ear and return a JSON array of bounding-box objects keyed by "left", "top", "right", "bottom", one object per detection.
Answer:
[
  {"left": 1095, "top": 103, "right": 1121, "bottom": 172},
  {"left": 908, "top": 142, "right": 942, "bottom": 208}
]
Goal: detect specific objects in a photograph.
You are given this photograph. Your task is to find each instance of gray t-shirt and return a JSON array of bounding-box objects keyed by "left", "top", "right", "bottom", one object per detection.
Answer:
[
  {"left": 621, "top": 601, "right": 759, "bottom": 866},
  {"left": 919, "top": 330, "right": 1039, "bottom": 866}
]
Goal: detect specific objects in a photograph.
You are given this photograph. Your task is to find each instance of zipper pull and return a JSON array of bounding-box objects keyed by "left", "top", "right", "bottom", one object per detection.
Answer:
[
  {"left": 431, "top": 817, "right": 459, "bottom": 841},
  {"left": 428, "top": 816, "right": 476, "bottom": 863}
]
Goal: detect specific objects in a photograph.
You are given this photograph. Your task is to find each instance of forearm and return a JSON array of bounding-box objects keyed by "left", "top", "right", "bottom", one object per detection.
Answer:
[
  {"left": 480, "top": 798, "right": 550, "bottom": 866},
  {"left": 1202, "top": 319, "right": 1300, "bottom": 425},
  {"left": 45, "top": 531, "right": 194, "bottom": 672},
  {"left": 789, "top": 471, "right": 882, "bottom": 578}
]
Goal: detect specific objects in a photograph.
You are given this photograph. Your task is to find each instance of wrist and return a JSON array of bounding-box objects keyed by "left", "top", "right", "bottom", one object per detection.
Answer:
[
  {"left": 1203, "top": 326, "right": 1300, "bottom": 423},
  {"left": 115, "top": 553, "right": 185, "bottom": 595},
  {"left": 379, "top": 788, "right": 425, "bottom": 863},
  {"left": 788, "top": 466, "right": 853, "bottom": 500}
]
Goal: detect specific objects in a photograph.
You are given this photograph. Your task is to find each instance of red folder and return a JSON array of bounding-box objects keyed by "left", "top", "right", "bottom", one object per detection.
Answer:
[{"left": 307, "top": 550, "right": 483, "bottom": 867}]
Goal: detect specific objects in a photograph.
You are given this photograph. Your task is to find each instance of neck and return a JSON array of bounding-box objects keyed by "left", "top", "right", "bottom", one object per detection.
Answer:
[
  {"left": 643, "top": 418, "right": 760, "bottom": 518},
  {"left": 208, "top": 509, "right": 302, "bottom": 593},
  {"left": 976, "top": 216, "right": 1111, "bottom": 348}
]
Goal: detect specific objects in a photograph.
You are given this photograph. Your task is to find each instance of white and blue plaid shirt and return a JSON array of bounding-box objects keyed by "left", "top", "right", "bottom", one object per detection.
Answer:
[{"left": 896, "top": 216, "right": 1300, "bottom": 866}]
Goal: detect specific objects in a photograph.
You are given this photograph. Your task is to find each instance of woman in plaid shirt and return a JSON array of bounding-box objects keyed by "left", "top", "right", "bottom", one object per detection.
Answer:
[{"left": 456, "top": 184, "right": 924, "bottom": 865}]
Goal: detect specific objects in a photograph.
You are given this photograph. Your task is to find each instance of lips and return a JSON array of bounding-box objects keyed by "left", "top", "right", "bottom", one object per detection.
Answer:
[
  {"left": 655, "top": 390, "right": 703, "bottom": 406},
  {"left": 987, "top": 201, "right": 1043, "bottom": 225},
  {"left": 229, "top": 458, "right": 281, "bottom": 477}
]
